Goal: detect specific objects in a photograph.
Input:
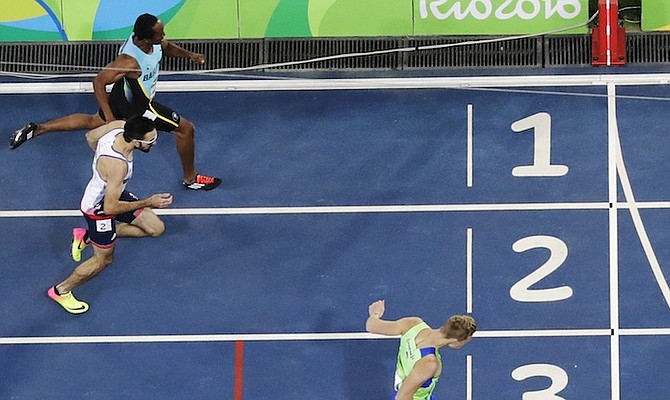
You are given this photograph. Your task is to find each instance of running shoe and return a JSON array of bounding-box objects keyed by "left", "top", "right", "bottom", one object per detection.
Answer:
[
  {"left": 71, "top": 228, "right": 88, "bottom": 262},
  {"left": 47, "top": 286, "right": 89, "bottom": 314},
  {"left": 182, "top": 174, "right": 222, "bottom": 191},
  {"left": 9, "top": 122, "right": 37, "bottom": 149}
]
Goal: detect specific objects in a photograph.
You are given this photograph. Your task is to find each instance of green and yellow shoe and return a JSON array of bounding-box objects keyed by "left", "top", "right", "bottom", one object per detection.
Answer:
[
  {"left": 71, "top": 228, "right": 88, "bottom": 262},
  {"left": 48, "top": 286, "right": 89, "bottom": 314}
]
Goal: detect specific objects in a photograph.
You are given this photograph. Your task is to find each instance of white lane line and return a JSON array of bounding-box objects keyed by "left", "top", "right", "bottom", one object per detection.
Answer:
[
  {"left": 619, "top": 328, "right": 670, "bottom": 336},
  {"left": 0, "top": 202, "right": 612, "bottom": 218},
  {"left": 8, "top": 201, "right": 670, "bottom": 218},
  {"left": 2, "top": 74, "right": 670, "bottom": 94},
  {"left": 467, "top": 355, "right": 473, "bottom": 400},
  {"left": 467, "top": 104, "right": 474, "bottom": 188},
  {"left": 3, "top": 328, "right": 663, "bottom": 345},
  {"left": 608, "top": 82, "right": 621, "bottom": 400},
  {"left": 467, "top": 227, "right": 474, "bottom": 314}
]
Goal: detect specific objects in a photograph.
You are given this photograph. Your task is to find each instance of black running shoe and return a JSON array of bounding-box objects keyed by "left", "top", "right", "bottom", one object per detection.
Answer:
[
  {"left": 10, "top": 122, "right": 37, "bottom": 149},
  {"left": 182, "top": 174, "right": 222, "bottom": 190}
]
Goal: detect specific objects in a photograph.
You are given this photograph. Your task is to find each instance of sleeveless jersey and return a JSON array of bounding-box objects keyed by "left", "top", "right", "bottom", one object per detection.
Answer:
[
  {"left": 394, "top": 322, "right": 442, "bottom": 400},
  {"left": 80, "top": 128, "right": 133, "bottom": 216},
  {"left": 118, "top": 34, "right": 162, "bottom": 102}
]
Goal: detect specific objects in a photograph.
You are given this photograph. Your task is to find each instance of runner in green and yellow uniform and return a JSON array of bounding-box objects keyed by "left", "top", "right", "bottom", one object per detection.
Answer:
[{"left": 366, "top": 300, "right": 476, "bottom": 400}]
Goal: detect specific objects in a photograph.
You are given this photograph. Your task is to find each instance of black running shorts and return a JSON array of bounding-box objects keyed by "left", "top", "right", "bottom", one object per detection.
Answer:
[
  {"left": 99, "top": 81, "right": 181, "bottom": 133},
  {"left": 83, "top": 190, "right": 143, "bottom": 248}
]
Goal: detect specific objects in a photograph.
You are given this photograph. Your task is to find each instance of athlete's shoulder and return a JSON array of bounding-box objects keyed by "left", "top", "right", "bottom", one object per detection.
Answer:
[
  {"left": 399, "top": 317, "right": 425, "bottom": 334},
  {"left": 107, "top": 120, "right": 126, "bottom": 130},
  {"left": 105, "top": 53, "right": 139, "bottom": 72},
  {"left": 99, "top": 121, "right": 126, "bottom": 140}
]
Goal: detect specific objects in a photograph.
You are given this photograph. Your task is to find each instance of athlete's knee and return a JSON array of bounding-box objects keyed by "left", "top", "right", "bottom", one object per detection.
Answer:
[
  {"left": 86, "top": 114, "right": 105, "bottom": 129},
  {"left": 175, "top": 119, "right": 195, "bottom": 139},
  {"left": 88, "top": 250, "right": 114, "bottom": 272},
  {"left": 98, "top": 251, "right": 115, "bottom": 266},
  {"left": 145, "top": 219, "right": 166, "bottom": 237},
  {"left": 183, "top": 118, "right": 195, "bottom": 133}
]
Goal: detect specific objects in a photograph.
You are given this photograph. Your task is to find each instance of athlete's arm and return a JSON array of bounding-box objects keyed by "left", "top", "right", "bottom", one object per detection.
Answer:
[
  {"left": 366, "top": 300, "right": 422, "bottom": 336},
  {"left": 85, "top": 121, "right": 126, "bottom": 151},
  {"left": 395, "top": 357, "right": 439, "bottom": 400},
  {"left": 99, "top": 157, "right": 146, "bottom": 215},
  {"left": 93, "top": 55, "right": 141, "bottom": 122},
  {"left": 98, "top": 157, "right": 172, "bottom": 215},
  {"left": 161, "top": 39, "right": 205, "bottom": 64}
]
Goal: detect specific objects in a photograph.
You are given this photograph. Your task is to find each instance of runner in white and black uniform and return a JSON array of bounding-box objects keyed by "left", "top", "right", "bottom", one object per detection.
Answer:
[
  {"left": 47, "top": 114, "right": 173, "bottom": 315},
  {"left": 79, "top": 123, "right": 141, "bottom": 249}
]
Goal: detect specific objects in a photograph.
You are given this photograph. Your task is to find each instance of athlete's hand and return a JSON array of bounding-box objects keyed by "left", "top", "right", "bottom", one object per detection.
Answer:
[
  {"left": 149, "top": 193, "right": 173, "bottom": 208},
  {"left": 190, "top": 52, "right": 206, "bottom": 64},
  {"left": 368, "top": 300, "right": 385, "bottom": 318}
]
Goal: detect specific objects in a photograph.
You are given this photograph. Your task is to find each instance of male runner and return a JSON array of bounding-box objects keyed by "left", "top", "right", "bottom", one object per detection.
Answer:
[
  {"left": 49, "top": 114, "right": 172, "bottom": 314},
  {"left": 366, "top": 299, "right": 477, "bottom": 400},
  {"left": 10, "top": 13, "right": 221, "bottom": 190}
]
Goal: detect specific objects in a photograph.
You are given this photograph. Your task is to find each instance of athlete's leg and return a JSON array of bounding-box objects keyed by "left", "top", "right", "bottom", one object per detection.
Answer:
[
  {"left": 148, "top": 101, "right": 221, "bottom": 189},
  {"left": 55, "top": 245, "right": 115, "bottom": 294},
  {"left": 34, "top": 113, "right": 106, "bottom": 136},
  {"left": 116, "top": 208, "right": 165, "bottom": 238},
  {"left": 172, "top": 116, "right": 197, "bottom": 183},
  {"left": 142, "top": 100, "right": 220, "bottom": 189},
  {"left": 49, "top": 210, "right": 118, "bottom": 314},
  {"left": 172, "top": 116, "right": 222, "bottom": 190},
  {"left": 146, "top": 101, "right": 196, "bottom": 183},
  {"left": 112, "top": 191, "right": 165, "bottom": 238},
  {"left": 10, "top": 113, "right": 106, "bottom": 149},
  {"left": 34, "top": 85, "right": 123, "bottom": 140},
  {"left": 57, "top": 211, "right": 121, "bottom": 293}
]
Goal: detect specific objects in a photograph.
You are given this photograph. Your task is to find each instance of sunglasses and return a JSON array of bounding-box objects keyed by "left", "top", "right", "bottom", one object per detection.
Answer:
[{"left": 135, "top": 134, "right": 158, "bottom": 145}]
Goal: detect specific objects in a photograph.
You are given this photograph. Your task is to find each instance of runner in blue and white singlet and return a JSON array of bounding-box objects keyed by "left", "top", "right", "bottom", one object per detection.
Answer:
[
  {"left": 10, "top": 13, "right": 221, "bottom": 190},
  {"left": 118, "top": 33, "right": 161, "bottom": 103},
  {"left": 103, "top": 33, "right": 182, "bottom": 134}
]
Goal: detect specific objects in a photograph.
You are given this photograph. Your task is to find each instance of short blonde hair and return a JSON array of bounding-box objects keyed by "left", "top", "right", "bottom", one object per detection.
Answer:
[{"left": 440, "top": 315, "right": 477, "bottom": 341}]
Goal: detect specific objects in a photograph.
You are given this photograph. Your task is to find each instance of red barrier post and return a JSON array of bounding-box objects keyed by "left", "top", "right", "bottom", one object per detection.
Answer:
[{"left": 592, "top": 0, "right": 626, "bottom": 66}]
